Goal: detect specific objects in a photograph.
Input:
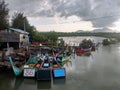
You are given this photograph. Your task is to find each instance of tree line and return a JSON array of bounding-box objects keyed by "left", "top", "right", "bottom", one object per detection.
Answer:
[{"left": 57, "top": 32, "right": 120, "bottom": 41}]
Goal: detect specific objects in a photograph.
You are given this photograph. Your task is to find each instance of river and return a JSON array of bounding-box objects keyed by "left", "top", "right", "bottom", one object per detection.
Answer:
[{"left": 1, "top": 36, "right": 120, "bottom": 90}]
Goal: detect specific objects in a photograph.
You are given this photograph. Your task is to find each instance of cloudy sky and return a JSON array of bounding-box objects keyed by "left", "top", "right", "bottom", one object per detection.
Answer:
[{"left": 4, "top": 0, "right": 120, "bottom": 32}]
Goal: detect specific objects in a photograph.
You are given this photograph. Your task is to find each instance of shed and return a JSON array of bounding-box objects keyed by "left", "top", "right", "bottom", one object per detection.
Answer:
[{"left": 0, "top": 28, "right": 29, "bottom": 49}]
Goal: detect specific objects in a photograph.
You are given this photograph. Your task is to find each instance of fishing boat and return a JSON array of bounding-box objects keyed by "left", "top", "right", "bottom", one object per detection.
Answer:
[
  {"left": 23, "top": 56, "right": 40, "bottom": 78},
  {"left": 9, "top": 56, "right": 39, "bottom": 77},
  {"left": 55, "top": 50, "right": 71, "bottom": 64},
  {"left": 36, "top": 56, "right": 52, "bottom": 80},
  {"left": 75, "top": 46, "right": 92, "bottom": 54},
  {"left": 55, "top": 55, "right": 71, "bottom": 66},
  {"left": 9, "top": 47, "right": 69, "bottom": 78},
  {"left": 75, "top": 39, "right": 95, "bottom": 54},
  {"left": 52, "top": 57, "right": 66, "bottom": 78},
  {"left": 9, "top": 57, "right": 23, "bottom": 76}
]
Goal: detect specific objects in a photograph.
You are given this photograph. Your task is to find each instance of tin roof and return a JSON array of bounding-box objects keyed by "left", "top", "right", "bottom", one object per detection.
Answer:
[{"left": 9, "top": 28, "right": 29, "bottom": 34}]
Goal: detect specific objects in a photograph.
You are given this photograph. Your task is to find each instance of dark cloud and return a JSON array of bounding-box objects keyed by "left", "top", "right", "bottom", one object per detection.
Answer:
[{"left": 5, "top": 0, "right": 120, "bottom": 28}]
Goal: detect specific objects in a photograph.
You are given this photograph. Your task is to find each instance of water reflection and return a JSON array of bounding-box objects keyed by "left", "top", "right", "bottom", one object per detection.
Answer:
[
  {"left": 13, "top": 77, "right": 24, "bottom": 90},
  {"left": 53, "top": 78, "right": 66, "bottom": 85},
  {"left": 37, "top": 81, "right": 51, "bottom": 89},
  {"left": 0, "top": 73, "right": 14, "bottom": 90},
  {"left": 23, "top": 78, "right": 36, "bottom": 85},
  {"left": 76, "top": 52, "right": 92, "bottom": 57}
]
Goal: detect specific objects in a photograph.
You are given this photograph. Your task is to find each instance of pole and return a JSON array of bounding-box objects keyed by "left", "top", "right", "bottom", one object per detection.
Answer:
[{"left": 24, "top": 18, "right": 26, "bottom": 31}]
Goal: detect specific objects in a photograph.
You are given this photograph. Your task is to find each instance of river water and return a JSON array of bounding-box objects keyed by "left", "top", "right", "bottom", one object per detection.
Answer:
[{"left": 1, "top": 36, "right": 120, "bottom": 90}]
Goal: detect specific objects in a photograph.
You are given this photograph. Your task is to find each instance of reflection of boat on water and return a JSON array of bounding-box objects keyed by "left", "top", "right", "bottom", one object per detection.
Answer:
[
  {"left": 23, "top": 78, "right": 36, "bottom": 85},
  {"left": 75, "top": 46, "right": 92, "bottom": 54},
  {"left": 13, "top": 77, "right": 24, "bottom": 90},
  {"left": 76, "top": 51, "right": 91, "bottom": 57},
  {"left": 53, "top": 78, "right": 66, "bottom": 85},
  {"left": 37, "top": 81, "right": 51, "bottom": 89}
]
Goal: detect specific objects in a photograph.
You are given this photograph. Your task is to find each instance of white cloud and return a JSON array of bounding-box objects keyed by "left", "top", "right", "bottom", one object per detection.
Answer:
[{"left": 5, "top": 0, "right": 120, "bottom": 32}]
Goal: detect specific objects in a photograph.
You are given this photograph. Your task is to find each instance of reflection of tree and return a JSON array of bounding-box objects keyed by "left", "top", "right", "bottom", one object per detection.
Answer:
[{"left": 37, "top": 81, "right": 51, "bottom": 89}]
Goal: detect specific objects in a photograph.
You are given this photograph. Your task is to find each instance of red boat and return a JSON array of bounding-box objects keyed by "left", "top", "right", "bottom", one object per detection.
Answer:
[{"left": 75, "top": 46, "right": 92, "bottom": 54}]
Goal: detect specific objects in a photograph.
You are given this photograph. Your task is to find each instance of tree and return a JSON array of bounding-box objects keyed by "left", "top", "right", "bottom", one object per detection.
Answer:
[
  {"left": 0, "top": 0, "right": 9, "bottom": 30},
  {"left": 11, "top": 12, "right": 29, "bottom": 30},
  {"left": 11, "top": 12, "right": 37, "bottom": 42},
  {"left": 32, "top": 31, "right": 46, "bottom": 42},
  {"left": 46, "top": 31, "right": 58, "bottom": 45}
]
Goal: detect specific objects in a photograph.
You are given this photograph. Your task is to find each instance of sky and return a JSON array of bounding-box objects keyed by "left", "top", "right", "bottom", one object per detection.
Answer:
[{"left": 4, "top": 0, "right": 120, "bottom": 32}]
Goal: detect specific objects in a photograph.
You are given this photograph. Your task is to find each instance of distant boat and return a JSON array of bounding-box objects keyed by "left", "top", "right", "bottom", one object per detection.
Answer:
[{"left": 75, "top": 46, "right": 92, "bottom": 54}]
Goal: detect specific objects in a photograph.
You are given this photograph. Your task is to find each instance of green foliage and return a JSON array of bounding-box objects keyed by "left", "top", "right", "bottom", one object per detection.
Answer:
[
  {"left": 32, "top": 31, "right": 46, "bottom": 42},
  {"left": 45, "top": 31, "right": 58, "bottom": 45},
  {"left": 58, "top": 38, "right": 65, "bottom": 48},
  {"left": 58, "top": 32, "right": 120, "bottom": 42},
  {"left": 46, "top": 31, "right": 58, "bottom": 41},
  {"left": 0, "top": 1, "right": 58, "bottom": 44},
  {"left": 11, "top": 12, "right": 29, "bottom": 30},
  {"left": 102, "top": 39, "right": 110, "bottom": 45},
  {"left": 80, "top": 39, "right": 94, "bottom": 47},
  {"left": 11, "top": 12, "right": 39, "bottom": 42},
  {"left": 0, "top": 0, "right": 9, "bottom": 30},
  {"left": 26, "top": 25, "right": 36, "bottom": 41}
]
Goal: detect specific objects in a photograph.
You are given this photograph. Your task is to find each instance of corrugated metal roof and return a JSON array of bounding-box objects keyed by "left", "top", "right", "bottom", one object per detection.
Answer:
[{"left": 9, "top": 28, "right": 29, "bottom": 34}]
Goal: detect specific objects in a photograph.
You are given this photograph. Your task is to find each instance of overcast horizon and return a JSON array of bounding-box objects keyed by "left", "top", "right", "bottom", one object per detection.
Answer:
[{"left": 4, "top": 0, "right": 120, "bottom": 32}]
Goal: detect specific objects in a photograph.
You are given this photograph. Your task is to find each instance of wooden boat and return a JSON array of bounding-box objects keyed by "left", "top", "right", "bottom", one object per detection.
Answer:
[
  {"left": 9, "top": 49, "right": 69, "bottom": 78},
  {"left": 55, "top": 50, "right": 71, "bottom": 63},
  {"left": 55, "top": 56, "right": 71, "bottom": 66},
  {"left": 52, "top": 57, "right": 66, "bottom": 78},
  {"left": 9, "top": 56, "right": 39, "bottom": 77},
  {"left": 23, "top": 56, "right": 40, "bottom": 77},
  {"left": 36, "top": 56, "right": 52, "bottom": 80},
  {"left": 9, "top": 57, "right": 23, "bottom": 76},
  {"left": 75, "top": 46, "right": 92, "bottom": 54}
]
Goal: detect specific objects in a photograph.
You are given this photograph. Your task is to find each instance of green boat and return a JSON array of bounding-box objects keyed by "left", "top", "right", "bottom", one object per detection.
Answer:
[
  {"left": 9, "top": 57, "right": 23, "bottom": 76},
  {"left": 9, "top": 56, "right": 39, "bottom": 76}
]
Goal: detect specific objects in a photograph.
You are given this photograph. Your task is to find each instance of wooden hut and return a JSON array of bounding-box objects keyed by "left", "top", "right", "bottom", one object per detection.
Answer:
[{"left": 0, "top": 28, "right": 29, "bottom": 49}]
